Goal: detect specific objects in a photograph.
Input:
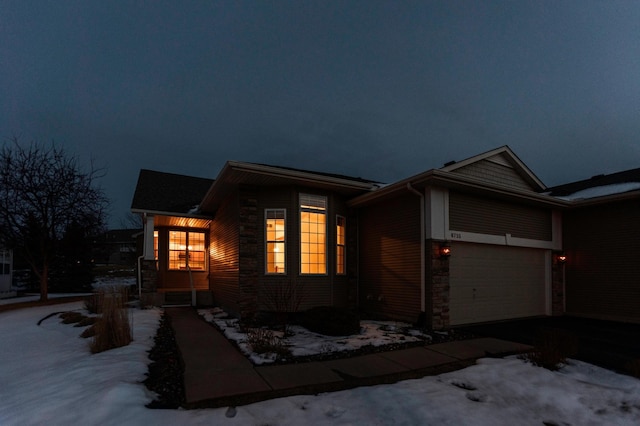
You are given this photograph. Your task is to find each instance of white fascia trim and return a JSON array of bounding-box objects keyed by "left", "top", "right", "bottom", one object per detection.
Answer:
[
  {"left": 551, "top": 210, "right": 562, "bottom": 251},
  {"left": 130, "top": 208, "right": 212, "bottom": 220},
  {"left": 448, "top": 230, "right": 555, "bottom": 250}
]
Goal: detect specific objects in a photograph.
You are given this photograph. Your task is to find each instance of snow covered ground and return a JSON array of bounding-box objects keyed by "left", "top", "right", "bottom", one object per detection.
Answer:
[
  {"left": 199, "top": 307, "right": 432, "bottom": 364},
  {"left": 1, "top": 302, "right": 639, "bottom": 426}
]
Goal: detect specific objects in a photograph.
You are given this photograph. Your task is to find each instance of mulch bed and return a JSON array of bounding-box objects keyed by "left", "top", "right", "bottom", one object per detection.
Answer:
[{"left": 144, "top": 313, "right": 186, "bottom": 409}]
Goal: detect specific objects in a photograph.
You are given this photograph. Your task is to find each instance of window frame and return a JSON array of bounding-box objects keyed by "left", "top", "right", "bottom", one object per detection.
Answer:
[
  {"left": 167, "top": 230, "right": 207, "bottom": 271},
  {"left": 299, "top": 193, "right": 328, "bottom": 275},
  {"left": 265, "top": 208, "right": 287, "bottom": 275},
  {"left": 336, "top": 215, "right": 346, "bottom": 275}
]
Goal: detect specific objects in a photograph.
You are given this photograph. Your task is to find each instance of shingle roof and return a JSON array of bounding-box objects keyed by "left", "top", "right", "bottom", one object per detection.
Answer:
[
  {"left": 131, "top": 169, "right": 214, "bottom": 215},
  {"left": 546, "top": 167, "right": 640, "bottom": 197},
  {"left": 252, "top": 162, "right": 381, "bottom": 185}
]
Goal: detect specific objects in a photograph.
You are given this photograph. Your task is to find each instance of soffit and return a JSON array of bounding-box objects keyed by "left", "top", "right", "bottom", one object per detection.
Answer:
[{"left": 154, "top": 215, "right": 211, "bottom": 228}]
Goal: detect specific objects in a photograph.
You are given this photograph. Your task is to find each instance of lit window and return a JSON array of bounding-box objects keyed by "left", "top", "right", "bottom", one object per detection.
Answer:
[
  {"left": 168, "top": 231, "right": 206, "bottom": 270},
  {"left": 300, "top": 194, "right": 326, "bottom": 274},
  {"left": 153, "top": 231, "right": 158, "bottom": 260},
  {"left": 336, "top": 215, "right": 346, "bottom": 275},
  {"left": 266, "top": 209, "right": 286, "bottom": 274}
]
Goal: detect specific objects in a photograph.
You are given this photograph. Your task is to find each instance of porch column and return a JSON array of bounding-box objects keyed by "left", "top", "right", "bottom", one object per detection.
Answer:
[{"left": 143, "top": 213, "right": 155, "bottom": 260}]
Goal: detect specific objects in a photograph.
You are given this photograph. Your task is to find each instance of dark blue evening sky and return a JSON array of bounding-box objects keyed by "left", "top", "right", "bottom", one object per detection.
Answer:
[{"left": 2, "top": 1, "right": 639, "bottom": 226}]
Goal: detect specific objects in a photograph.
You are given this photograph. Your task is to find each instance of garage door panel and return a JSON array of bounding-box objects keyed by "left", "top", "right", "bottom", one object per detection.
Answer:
[{"left": 449, "top": 242, "right": 547, "bottom": 325}]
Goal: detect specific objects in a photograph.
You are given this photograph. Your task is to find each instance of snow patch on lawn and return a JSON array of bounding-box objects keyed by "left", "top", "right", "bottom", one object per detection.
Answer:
[{"left": 198, "top": 307, "right": 432, "bottom": 364}]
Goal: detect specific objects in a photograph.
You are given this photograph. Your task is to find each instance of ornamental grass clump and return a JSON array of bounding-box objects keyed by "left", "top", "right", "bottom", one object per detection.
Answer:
[{"left": 90, "top": 286, "right": 132, "bottom": 354}]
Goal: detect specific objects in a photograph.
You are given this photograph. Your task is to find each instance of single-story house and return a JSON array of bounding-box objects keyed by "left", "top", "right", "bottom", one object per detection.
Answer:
[{"left": 131, "top": 146, "right": 638, "bottom": 328}]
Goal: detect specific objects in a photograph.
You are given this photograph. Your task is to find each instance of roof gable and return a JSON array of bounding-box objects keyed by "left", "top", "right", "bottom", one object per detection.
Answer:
[
  {"left": 440, "top": 146, "right": 546, "bottom": 192},
  {"left": 131, "top": 169, "right": 214, "bottom": 215}
]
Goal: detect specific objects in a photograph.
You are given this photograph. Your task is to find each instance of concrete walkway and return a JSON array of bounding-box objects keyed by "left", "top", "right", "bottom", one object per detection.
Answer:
[{"left": 166, "top": 308, "right": 532, "bottom": 409}]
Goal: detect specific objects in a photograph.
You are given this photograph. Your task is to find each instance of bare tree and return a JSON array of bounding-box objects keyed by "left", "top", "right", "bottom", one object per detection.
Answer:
[
  {"left": 0, "top": 138, "right": 109, "bottom": 301},
  {"left": 119, "top": 212, "right": 143, "bottom": 229}
]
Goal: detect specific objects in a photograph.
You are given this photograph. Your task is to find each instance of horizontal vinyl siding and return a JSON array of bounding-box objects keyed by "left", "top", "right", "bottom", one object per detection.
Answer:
[
  {"left": 359, "top": 194, "right": 421, "bottom": 322},
  {"left": 564, "top": 199, "right": 640, "bottom": 323},
  {"left": 449, "top": 192, "right": 552, "bottom": 241},
  {"left": 452, "top": 156, "right": 532, "bottom": 191},
  {"left": 211, "top": 194, "right": 240, "bottom": 314}
]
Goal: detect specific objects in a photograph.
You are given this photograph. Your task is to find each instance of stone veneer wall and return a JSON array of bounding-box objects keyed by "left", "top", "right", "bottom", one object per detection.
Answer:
[
  {"left": 429, "top": 240, "right": 450, "bottom": 330},
  {"left": 237, "top": 185, "right": 259, "bottom": 321}
]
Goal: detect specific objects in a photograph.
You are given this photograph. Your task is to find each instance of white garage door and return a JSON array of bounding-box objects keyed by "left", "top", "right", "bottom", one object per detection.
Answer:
[{"left": 449, "top": 242, "right": 549, "bottom": 326}]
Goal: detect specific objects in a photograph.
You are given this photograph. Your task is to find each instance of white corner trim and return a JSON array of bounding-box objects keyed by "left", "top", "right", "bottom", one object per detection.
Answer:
[
  {"left": 551, "top": 210, "right": 562, "bottom": 251},
  {"left": 426, "top": 187, "right": 448, "bottom": 240},
  {"left": 545, "top": 250, "right": 552, "bottom": 315}
]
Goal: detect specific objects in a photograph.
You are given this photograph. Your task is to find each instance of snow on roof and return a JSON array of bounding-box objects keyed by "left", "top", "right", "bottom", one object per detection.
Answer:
[{"left": 555, "top": 182, "right": 640, "bottom": 201}]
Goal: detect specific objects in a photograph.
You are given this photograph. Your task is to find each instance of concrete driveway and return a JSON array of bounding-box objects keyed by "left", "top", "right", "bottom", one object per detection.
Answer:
[{"left": 458, "top": 316, "right": 640, "bottom": 376}]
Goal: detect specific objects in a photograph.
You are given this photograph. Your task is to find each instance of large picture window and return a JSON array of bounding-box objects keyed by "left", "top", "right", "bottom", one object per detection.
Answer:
[
  {"left": 266, "top": 209, "right": 286, "bottom": 274},
  {"left": 300, "top": 194, "right": 326, "bottom": 274},
  {"left": 336, "top": 215, "right": 346, "bottom": 275},
  {"left": 168, "top": 231, "right": 206, "bottom": 270}
]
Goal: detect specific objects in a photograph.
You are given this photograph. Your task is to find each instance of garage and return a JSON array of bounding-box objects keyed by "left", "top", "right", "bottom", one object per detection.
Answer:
[{"left": 449, "top": 242, "right": 549, "bottom": 326}]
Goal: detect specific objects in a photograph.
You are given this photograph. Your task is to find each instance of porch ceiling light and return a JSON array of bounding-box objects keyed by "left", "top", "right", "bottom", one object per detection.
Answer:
[
  {"left": 439, "top": 242, "right": 451, "bottom": 258},
  {"left": 555, "top": 252, "right": 567, "bottom": 264}
]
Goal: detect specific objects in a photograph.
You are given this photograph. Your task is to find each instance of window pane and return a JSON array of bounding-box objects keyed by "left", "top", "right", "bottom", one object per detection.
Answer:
[
  {"left": 169, "top": 231, "right": 187, "bottom": 269},
  {"left": 300, "top": 194, "right": 326, "bottom": 274},
  {"left": 266, "top": 209, "right": 286, "bottom": 274},
  {"left": 336, "top": 215, "right": 346, "bottom": 275},
  {"left": 168, "top": 231, "right": 205, "bottom": 270},
  {"left": 153, "top": 231, "right": 159, "bottom": 260}
]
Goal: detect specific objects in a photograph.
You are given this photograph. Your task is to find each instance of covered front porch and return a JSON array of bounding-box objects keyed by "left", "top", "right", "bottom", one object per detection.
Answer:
[{"left": 139, "top": 213, "right": 214, "bottom": 307}]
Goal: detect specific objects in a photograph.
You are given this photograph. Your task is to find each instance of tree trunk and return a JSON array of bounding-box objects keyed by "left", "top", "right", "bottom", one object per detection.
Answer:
[{"left": 40, "top": 263, "right": 49, "bottom": 302}]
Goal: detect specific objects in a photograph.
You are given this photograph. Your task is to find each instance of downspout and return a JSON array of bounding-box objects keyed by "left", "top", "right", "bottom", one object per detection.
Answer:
[
  {"left": 188, "top": 265, "right": 195, "bottom": 306},
  {"left": 406, "top": 183, "right": 426, "bottom": 313},
  {"left": 137, "top": 255, "right": 144, "bottom": 305}
]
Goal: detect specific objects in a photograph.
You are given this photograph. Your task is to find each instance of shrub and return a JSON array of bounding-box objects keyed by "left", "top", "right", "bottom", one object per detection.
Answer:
[
  {"left": 525, "top": 328, "right": 578, "bottom": 370},
  {"left": 90, "top": 286, "right": 132, "bottom": 353},
  {"left": 75, "top": 316, "right": 98, "bottom": 327},
  {"left": 247, "top": 328, "right": 290, "bottom": 357},
  {"left": 59, "top": 311, "right": 86, "bottom": 324},
  {"left": 300, "top": 306, "right": 360, "bottom": 336},
  {"left": 80, "top": 324, "right": 97, "bottom": 338}
]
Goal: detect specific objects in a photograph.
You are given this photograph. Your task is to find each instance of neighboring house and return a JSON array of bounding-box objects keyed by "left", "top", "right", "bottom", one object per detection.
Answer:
[
  {"left": 547, "top": 169, "right": 640, "bottom": 324},
  {"left": 92, "top": 229, "right": 142, "bottom": 266},
  {"left": 131, "top": 146, "right": 637, "bottom": 328},
  {"left": 0, "top": 247, "right": 15, "bottom": 298}
]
